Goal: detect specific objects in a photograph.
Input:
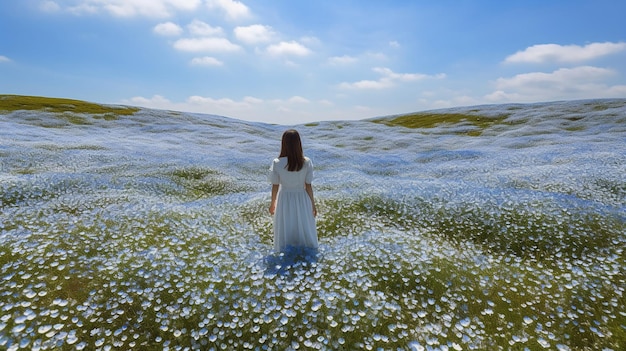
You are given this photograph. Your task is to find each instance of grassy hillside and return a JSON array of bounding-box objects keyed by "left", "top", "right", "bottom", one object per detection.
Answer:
[
  {"left": 371, "top": 112, "right": 509, "bottom": 135},
  {"left": 0, "top": 94, "right": 138, "bottom": 116}
]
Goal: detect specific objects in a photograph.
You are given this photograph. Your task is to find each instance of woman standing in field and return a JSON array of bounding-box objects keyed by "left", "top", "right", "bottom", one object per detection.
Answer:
[{"left": 268, "top": 129, "right": 318, "bottom": 252}]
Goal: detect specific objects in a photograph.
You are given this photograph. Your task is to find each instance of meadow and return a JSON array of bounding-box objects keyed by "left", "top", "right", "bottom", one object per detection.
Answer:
[{"left": 0, "top": 95, "right": 624, "bottom": 350}]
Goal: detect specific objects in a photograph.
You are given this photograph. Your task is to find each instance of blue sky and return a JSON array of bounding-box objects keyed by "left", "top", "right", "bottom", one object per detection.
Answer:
[{"left": 1, "top": 0, "right": 625, "bottom": 124}]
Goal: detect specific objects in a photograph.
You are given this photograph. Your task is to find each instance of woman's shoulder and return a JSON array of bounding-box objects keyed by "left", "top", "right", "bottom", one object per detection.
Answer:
[{"left": 272, "top": 157, "right": 286, "bottom": 165}]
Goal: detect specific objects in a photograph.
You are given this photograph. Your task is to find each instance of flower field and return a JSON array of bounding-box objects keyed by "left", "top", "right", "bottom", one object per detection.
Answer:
[{"left": 1, "top": 96, "right": 624, "bottom": 350}]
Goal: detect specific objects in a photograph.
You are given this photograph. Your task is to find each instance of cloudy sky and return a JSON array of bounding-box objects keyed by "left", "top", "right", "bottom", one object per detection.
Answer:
[{"left": 1, "top": 0, "right": 625, "bottom": 124}]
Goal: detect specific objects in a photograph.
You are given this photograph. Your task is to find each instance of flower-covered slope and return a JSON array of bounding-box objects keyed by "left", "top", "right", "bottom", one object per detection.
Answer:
[{"left": 0, "top": 97, "right": 624, "bottom": 350}]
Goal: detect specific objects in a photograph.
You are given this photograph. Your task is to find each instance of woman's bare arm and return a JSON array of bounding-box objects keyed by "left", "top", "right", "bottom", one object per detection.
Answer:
[
  {"left": 269, "top": 184, "right": 279, "bottom": 215},
  {"left": 305, "top": 183, "right": 317, "bottom": 217}
]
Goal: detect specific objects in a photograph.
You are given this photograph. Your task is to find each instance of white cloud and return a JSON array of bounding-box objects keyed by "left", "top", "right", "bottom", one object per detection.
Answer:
[
  {"left": 328, "top": 55, "right": 357, "bottom": 65},
  {"left": 66, "top": 3, "right": 99, "bottom": 15},
  {"left": 187, "top": 20, "right": 223, "bottom": 36},
  {"left": 123, "top": 93, "right": 340, "bottom": 124},
  {"left": 372, "top": 67, "right": 445, "bottom": 82},
  {"left": 288, "top": 96, "right": 310, "bottom": 104},
  {"left": 126, "top": 95, "right": 173, "bottom": 110},
  {"left": 234, "top": 24, "right": 276, "bottom": 45},
  {"left": 495, "top": 66, "right": 613, "bottom": 90},
  {"left": 190, "top": 56, "right": 223, "bottom": 66},
  {"left": 39, "top": 0, "right": 61, "bottom": 12},
  {"left": 126, "top": 94, "right": 255, "bottom": 113},
  {"left": 339, "top": 67, "right": 445, "bottom": 90},
  {"left": 485, "top": 66, "right": 626, "bottom": 102},
  {"left": 505, "top": 42, "right": 626, "bottom": 64},
  {"left": 153, "top": 22, "right": 183, "bottom": 36},
  {"left": 206, "top": 0, "right": 251, "bottom": 21},
  {"left": 266, "top": 41, "right": 311, "bottom": 57},
  {"left": 0, "top": 55, "right": 10, "bottom": 63},
  {"left": 173, "top": 37, "right": 241, "bottom": 52},
  {"left": 59, "top": 0, "right": 202, "bottom": 17},
  {"left": 187, "top": 95, "right": 248, "bottom": 108},
  {"left": 389, "top": 41, "right": 400, "bottom": 48},
  {"left": 243, "top": 96, "right": 263, "bottom": 104},
  {"left": 339, "top": 78, "right": 394, "bottom": 90}
]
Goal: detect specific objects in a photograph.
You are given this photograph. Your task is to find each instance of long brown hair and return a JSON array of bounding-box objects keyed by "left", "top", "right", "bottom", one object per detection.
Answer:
[{"left": 279, "top": 129, "right": 305, "bottom": 171}]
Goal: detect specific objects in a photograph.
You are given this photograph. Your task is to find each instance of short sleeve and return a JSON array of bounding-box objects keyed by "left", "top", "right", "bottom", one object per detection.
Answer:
[
  {"left": 268, "top": 159, "right": 280, "bottom": 184},
  {"left": 305, "top": 158, "right": 313, "bottom": 184}
]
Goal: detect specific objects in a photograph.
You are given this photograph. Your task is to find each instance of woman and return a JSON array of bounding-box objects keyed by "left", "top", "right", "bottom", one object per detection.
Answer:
[{"left": 268, "top": 129, "right": 318, "bottom": 252}]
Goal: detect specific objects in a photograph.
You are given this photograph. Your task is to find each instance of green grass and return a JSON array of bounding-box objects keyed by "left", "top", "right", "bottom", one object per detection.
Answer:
[
  {"left": 169, "top": 166, "right": 249, "bottom": 199},
  {"left": 371, "top": 112, "right": 509, "bottom": 135},
  {"left": 585, "top": 100, "right": 626, "bottom": 111},
  {"left": 0, "top": 95, "right": 138, "bottom": 116},
  {"left": 311, "top": 193, "right": 625, "bottom": 265}
]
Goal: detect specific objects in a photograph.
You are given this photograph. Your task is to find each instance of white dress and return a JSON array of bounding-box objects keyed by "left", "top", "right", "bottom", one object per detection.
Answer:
[{"left": 269, "top": 157, "right": 318, "bottom": 252}]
